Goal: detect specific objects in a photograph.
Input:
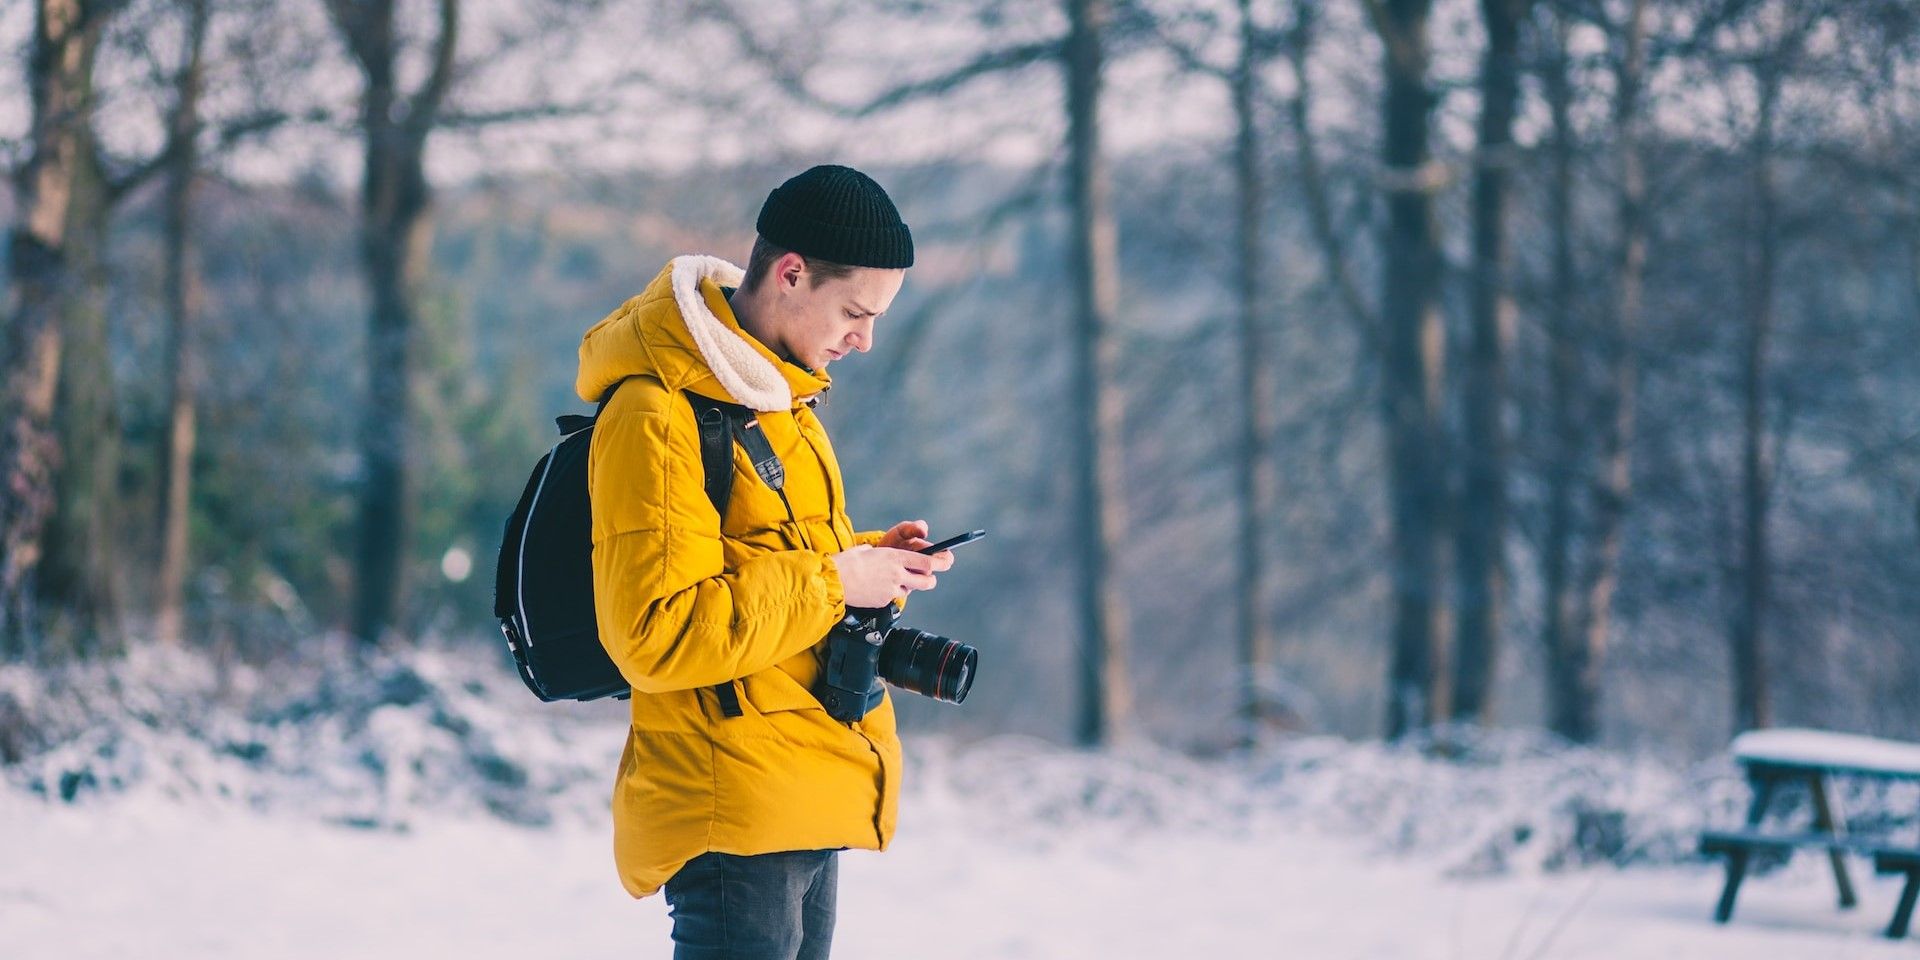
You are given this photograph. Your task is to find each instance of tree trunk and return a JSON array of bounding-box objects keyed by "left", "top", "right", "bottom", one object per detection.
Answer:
[
  {"left": 349, "top": 143, "right": 429, "bottom": 646},
  {"left": 1375, "top": 0, "right": 1450, "bottom": 739},
  {"left": 1731, "top": 64, "right": 1780, "bottom": 734},
  {"left": 1064, "top": 0, "right": 1133, "bottom": 747},
  {"left": 334, "top": 0, "right": 459, "bottom": 646},
  {"left": 155, "top": 0, "right": 209, "bottom": 647},
  {"left": 1231, "top": 0, "right": 1276, "bottom": 745},
  {"left": 40, "top": 116, "right": 118, "bottom": 652},
  {"left": 0, "top": 0, "right": 99, "bottom": 653},
  {"left": 1539, "top": 1, "right": 1589, "bottom": 742},
  {"left": 1452, "top": 0, "right": 1533, "bottom": 725},
  {"left": 1569, "top": 0, "right": 1649, "bottom": 744}
]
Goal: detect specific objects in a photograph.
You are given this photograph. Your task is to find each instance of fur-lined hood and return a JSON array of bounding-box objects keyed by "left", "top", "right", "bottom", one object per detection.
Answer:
[{"left": 574, "top": 255, "right": 829, "bottom": 413}]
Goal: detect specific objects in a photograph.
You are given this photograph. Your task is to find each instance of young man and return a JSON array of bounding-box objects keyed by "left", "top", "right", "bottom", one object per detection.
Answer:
[{"left": 575, "top": 165, "right": 952, "bottom": 959}]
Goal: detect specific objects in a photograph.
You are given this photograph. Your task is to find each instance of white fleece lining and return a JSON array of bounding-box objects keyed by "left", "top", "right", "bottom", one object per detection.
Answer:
[{"left": 669, "top": 255, "right": 793, "bottom": 413}]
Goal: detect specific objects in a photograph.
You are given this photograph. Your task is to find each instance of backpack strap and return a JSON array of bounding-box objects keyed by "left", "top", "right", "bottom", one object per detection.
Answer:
[
  {"left": 591, "top": 383, "right": 788, "bottom": 721},
  {"left": 684, "top": 391, "right": 747, "bottom": 520},
  {"left": 554, "top": 375, "right": 640, "bottom": 436},
  {"left": 681, "top": 390, "right": 758, "bottom": 720}
]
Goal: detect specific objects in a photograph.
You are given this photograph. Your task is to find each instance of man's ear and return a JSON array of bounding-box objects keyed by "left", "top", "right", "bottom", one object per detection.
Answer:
[{"left": 778, "top": 252, "right": 806, "bottom": 290}]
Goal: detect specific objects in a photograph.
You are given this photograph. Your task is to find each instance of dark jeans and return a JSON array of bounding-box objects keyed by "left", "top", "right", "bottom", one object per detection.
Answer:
[{"left": 662, "top": 850, "right": 839, "bottom": 960}]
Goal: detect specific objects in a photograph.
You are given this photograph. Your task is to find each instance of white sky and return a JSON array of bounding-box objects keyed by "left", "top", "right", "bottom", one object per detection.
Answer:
[{"left": 0, "top": 0, "right": 1905, "bottom": 197}]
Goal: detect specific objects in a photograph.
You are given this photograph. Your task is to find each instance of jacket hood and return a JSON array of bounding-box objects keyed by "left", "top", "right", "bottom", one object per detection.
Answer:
[{"left": 575, "top": 255, "right": 831, "bottom": 412}]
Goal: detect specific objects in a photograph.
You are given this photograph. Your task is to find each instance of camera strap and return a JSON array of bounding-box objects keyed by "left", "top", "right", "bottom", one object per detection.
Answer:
[
  {"left": 725, "top": 409, "right": 803, "bottom": 539},
  {"left": 733, "top": 420, "right": 788, "bottom": 494}
]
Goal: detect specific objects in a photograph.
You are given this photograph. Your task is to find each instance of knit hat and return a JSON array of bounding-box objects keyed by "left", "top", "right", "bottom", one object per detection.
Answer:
[{"left": 755, "top": 165, "right": 915, "bottom": 269}]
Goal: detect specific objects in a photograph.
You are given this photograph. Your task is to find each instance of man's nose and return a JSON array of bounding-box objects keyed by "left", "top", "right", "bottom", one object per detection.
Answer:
[{"left": 849, "top": 318, "right": 874, "bottom": 353}]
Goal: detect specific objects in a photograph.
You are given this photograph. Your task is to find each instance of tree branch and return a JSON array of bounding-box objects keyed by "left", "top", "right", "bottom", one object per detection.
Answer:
[
  {"left": 694, "top": 1, "right": 1061, "bottom": 117},
  {"left": 437, "top": 100, "right": 606, "bottom": 129},
  {"left": 321, "top": 0, "right": 376, "bottom": 71},
  {"left": 103, "top": 108, "right": 298, "bottom": 205},
  {"left": 879, "top": 161, "right": 1058, "bottom": 387},
  {"left": 1124, "top": 0, "right": 1229, "bottom": 82},
  {"left": 1278, "top": 9, "right": 1381, "bottom": 348},
  {"left": 854, "top": 38, "right": 1063, "bottom": 116},
  {"left": 405, "top": 0, "right": 461, "bottom": 140}
]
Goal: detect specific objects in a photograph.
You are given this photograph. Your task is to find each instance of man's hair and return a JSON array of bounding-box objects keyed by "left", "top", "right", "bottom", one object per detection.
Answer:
[{"left": 741, "top": 235, "right": 856, "bottom": 293}]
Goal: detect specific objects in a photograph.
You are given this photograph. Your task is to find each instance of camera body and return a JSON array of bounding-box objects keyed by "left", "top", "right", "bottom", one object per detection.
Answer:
[{"left": 814, "top": 603, "right": 977, "bottom": 723}]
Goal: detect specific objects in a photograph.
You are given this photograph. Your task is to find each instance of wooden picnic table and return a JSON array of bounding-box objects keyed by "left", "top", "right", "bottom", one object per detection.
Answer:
[{"left": 1699, "top": 727, "right": 1920, "bottom": 939}]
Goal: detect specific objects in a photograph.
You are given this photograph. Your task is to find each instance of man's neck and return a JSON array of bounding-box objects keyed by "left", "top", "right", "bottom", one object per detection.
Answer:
[{"left": 726, "top": 286, "right": 795, "bottom": 366}]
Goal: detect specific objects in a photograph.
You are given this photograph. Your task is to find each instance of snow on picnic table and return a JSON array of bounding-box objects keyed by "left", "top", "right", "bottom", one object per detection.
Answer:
[{"left": 1733, "top": 728, "right": 1920, "bottom": 778}]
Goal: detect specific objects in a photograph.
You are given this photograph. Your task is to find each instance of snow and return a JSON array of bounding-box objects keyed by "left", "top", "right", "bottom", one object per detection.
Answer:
[
  {"left": 7, "top": 793, "right": 1918, "bottom": 959},
  {"left": 1732, "top": 728, "right": 1920, "bottom": 778},
  {"left": 4, "top": 644, "right": 1919, "bottom": 958}
]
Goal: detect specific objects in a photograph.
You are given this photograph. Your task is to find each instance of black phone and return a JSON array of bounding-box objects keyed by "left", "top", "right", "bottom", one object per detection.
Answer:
[{"left": 917, "top": 529, "right": 987, "bottom": 554}]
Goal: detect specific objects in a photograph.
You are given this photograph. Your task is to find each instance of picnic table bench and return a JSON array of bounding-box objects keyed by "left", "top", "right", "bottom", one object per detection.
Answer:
[{"left": 1698, "top": 727, "right": 1920, "bottom": 939}]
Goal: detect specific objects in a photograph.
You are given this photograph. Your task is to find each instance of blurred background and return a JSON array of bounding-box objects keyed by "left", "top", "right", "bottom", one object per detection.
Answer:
[
  {"left": 3, "top": 0, "right": 1919, "bottom": 759},
  {"left": 10, "top": 2, "right": 1920, "bottom": 956}
]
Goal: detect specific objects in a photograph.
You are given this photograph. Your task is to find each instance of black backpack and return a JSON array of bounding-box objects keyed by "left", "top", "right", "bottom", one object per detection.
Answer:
[{"left": 494, "top": 379, "right": 765, "bottom": 703}]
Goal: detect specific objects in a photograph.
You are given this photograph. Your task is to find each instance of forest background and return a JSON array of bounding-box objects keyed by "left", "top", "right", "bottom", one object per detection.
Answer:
[{"left": 3, "top": 0, "right": 1918, "bottom": 762}]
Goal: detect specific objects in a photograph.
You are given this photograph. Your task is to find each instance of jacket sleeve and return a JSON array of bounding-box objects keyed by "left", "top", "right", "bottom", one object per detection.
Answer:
[
  {"left": 588, "top": 381, "right": 848, "bottom": 694},
  {"left": 853, "top": 529, "right": 887, "bottom": 548}
]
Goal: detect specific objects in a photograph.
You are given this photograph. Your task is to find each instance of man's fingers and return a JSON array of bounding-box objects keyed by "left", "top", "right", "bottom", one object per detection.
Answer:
[{"left": 896, "top": 557, "right": 937, "bottom": 592}]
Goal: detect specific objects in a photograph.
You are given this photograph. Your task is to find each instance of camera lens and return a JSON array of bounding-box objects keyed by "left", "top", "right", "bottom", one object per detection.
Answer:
[{"left": 877, "top": 628, "right": 977, "bottom": 704}]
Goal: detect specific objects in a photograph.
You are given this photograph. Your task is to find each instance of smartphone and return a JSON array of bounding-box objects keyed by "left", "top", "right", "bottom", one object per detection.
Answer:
[{"left": 917, "top": 529, "right": 987, "bottom": 555}]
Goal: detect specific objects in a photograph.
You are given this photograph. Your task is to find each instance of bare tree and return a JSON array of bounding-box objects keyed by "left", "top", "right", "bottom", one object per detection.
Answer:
[
  {"left": 1368, "top": 0, "right": 1451, "bottom": 738},
  {"left": 1567, "top": 0, "right": 1649, "bottom": 743},
  {"left": 741, "top": 0, "right": 1137, "bottom": 745},
  {"left": 1064, "top": 0, "right": 1135, "bottom": 746},
  {"left": 1731, "top": 29, "right": 1783, "bottom": 735},
  {"left": 1536, "top": 0, "right": 1589, "bottom": 742},
  {"left": 1533, "top": 0, "right": 1650, "bottom": 744},
  {"left": 154, "top": 0, "right": 210, "bottom": 646},
  {"left": 38, "top": 1, "right": 225, "bottom": 648},
  {"left": 1451, "top": 0, "right": 1537, "bottom": 725},
  {"left": 1, "top": 0, "right": 108, "bottom": 653},
  {"left": 324, "top": 0, "right": 460, "bottom": 646},
  {"left": 1226, "top": 0, "right": 1279, "bottom": 743},
  {"left": 1719, "top": 1, "right": 1825, "bottom": 734}
]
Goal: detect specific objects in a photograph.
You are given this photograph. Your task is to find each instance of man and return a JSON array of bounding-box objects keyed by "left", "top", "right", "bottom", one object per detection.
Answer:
[{"left": 576, "top": 164, "right": 952, "bottom": 959}]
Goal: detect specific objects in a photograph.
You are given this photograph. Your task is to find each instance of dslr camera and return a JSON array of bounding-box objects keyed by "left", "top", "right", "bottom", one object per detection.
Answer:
[{"left": 813, "top": 602, "right": 976, "bottom": 722}]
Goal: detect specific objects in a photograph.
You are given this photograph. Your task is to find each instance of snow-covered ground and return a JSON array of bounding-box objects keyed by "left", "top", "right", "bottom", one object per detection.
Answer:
[
  {"left": 7, "top": 793, "right": 1916, "bottom": 959},
  {"left": 4, "top": 645, "right": 1917, "bottom": 958}
]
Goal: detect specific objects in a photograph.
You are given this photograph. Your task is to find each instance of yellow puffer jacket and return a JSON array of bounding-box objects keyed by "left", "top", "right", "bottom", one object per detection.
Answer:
[{"left": 576, "top": 255, "right": 901, "bottom": 899}]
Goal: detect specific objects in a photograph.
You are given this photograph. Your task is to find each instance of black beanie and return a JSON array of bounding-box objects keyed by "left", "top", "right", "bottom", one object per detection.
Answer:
[{"left": 755, "top": 165, "right": 915, "bottom": 269}]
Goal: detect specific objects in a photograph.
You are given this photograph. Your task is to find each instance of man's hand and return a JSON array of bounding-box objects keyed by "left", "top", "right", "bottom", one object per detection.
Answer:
[
  {"left": 875, "top": 522, "right": 956, "bottom": 560},
  {"left": 831, "top": 542, "right": 945, "bottom": 609},
  {"left": 873, "top": 519, "right": 957, "bottom": 571},
  {"left": 874, "top": 519, "right": 930, "bottom": 551}
]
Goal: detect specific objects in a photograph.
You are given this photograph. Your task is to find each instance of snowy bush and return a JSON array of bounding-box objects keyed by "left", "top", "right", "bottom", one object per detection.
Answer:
[
  {"left": 0, "top": 641, "right": 623, "bottom": 830},
  {"left": 11, "top": 641, "right": 1906, "bottom": 879}
]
